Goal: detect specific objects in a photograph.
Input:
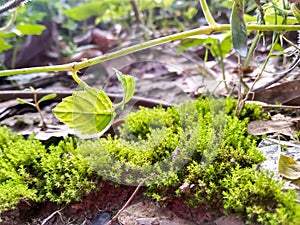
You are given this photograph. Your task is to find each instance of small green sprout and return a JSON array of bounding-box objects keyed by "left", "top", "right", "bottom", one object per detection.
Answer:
[{"left": 17, "top": 86, "right": 57, "bottom": 130}]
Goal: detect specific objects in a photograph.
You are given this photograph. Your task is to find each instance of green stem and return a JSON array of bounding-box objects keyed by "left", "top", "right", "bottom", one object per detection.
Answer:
[
  {"left": 244, "top": 35, "right": 280, "bottom": 101},
  {"left": 1, "top": 24, "right": 300, "bottom": 77},
  {"left": 243, "top": 31, "right": 261, "bottom": 70},
  {"left": 217, "top": 40, "right": 228, "bottom": 92},
  {"left": 71, "top": 69, "right": 89, "bottom": 88},
  {"left": 0, "top": 9, "right": 17, "bottom": 33},
  {"left": 199, "top": 0, "right": 218, "bottom": 28}
]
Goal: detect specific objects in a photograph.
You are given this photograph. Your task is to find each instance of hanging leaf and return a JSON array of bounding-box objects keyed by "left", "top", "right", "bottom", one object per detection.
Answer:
[
  {"left": 278, "top": 154, "right": 300, "bottom": 180},
  {"left": 53, "top": 87, "right": 115, "bottom": 136},
  {"left": 231, "top": 0, "right": 248, "bottom": 57},
  {"left": 114, "top": 69, "right": 135, "bottom": 110}
]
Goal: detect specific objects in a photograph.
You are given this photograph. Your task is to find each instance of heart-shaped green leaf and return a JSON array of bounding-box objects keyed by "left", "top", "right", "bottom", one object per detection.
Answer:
[
  {"left": 114, "top": 69, "right": 135, "bottom": 109},
  {"left": 278, "top": 154, "right": 300, "bottom": 180},
  {"left": 53, "top": 87, "right": 115, "bottom": 136},
  {"left": 231, "top": 0, "right": 248, "bottom": 57}
]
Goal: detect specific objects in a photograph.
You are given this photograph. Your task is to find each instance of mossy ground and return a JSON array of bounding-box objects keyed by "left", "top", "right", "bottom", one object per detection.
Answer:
[{"left": 0, "top": 97, "right": 299, "bottom": 224}]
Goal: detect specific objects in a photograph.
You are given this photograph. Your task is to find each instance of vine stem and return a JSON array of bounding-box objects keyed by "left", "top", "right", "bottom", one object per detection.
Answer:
[
  {"left": 71, "top": 69, "right": 88, "bottom": 88},
  {"left": 199, "top": 0, "right": 218, "bottom": 28},
  {"left": 0, "top": 24, "right": 300, "bottom": 77},
  {"left": 244, "top": 34, "right": 280, "bottom": 101},
  {"left": 0, "top": 9, "right": 17, "bottom": 33}
]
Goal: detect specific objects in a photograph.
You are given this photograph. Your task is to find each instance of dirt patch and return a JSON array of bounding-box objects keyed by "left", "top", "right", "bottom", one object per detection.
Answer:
[{"left": 0, "top": 180, "right": 146, "bottom": 225}]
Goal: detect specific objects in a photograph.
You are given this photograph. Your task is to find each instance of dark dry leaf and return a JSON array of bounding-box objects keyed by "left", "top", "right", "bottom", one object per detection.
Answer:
[{"left": 249, "top": 80, "right": 300, "bottom": 105}]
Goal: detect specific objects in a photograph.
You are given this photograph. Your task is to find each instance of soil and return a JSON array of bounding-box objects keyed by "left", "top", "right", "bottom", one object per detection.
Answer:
[
  {"left": 0, "top": 180, "right": 219, "bottom": 225},
  {"left": 0, "top": 180, "right": 145, "bottom": 225}
]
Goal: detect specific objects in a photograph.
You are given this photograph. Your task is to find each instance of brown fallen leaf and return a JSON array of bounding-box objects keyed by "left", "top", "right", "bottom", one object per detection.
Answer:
[
  {"left": 278, "top": 154, "right": 300, "bottom": 180},
  {"left": 248, "top": 79, "right": 300, "bottom": 105},
  {"left": 247, "top": 120, "right": 296, "bottom": 137}
]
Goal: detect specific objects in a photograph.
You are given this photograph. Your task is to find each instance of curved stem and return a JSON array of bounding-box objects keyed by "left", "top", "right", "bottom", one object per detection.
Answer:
[
  {"left": 0, "top": 0, "right": 28, "bottom": 15},
  {"left": 244, "top": 35, "right": 280, "bottom": 101},
  {"left": 71, "top": 69, "right": 88, "bottom": 88},
  {"left": 243, "top": 31, "right": 261, "bottom": 70},
  {"left": 1, "top": 24, "right": 300, "bottom": 77},
  {"left": 199, "top": 0, "right": 218, "bottom": 28},
  {"left": 0, "top": 9, "right": 17, "bottom": 33}
]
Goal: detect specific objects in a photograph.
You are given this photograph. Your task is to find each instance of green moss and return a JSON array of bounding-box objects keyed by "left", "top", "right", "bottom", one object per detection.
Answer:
[
  {"left": 80, "top": 96, "right": 300, "bottom": 224},
  {"left": 0, "top": 127, "right": 96, "bottom": 215},
  {"left": 1, "top": 96, "right": 298, "bottom": 224},
  {"left": 222, "top": 167, "right": 300, "bottom": 224},
  {"left": 34, "top": 138, "right": 96, "bottom": 203}
]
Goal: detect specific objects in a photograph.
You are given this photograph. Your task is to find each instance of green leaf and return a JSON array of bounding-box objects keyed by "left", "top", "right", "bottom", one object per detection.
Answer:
[
  {"left": 114, "top": 69, "right": 135, "bottom": 109},
  {"left": 179, "top": 33, "right": 232, "bottom": 58},
  {"left": 278, "top": 154, "right": 300, "bottom": 180},
  {"left": 231, "top": 0, "right": 248, "bottom": 57},
  {"left": 63, "top": 2, "right": 110, "bottom": 21},
  {"left": 52, "top": 87, "right": 115, "bottom": 136},
  {"left": 37, "top": 94, "right": 57, "bottom": 104},
  {"left": 16, "top": 98, "right": 35, "bottom": 107},
  {"left": 15, "top": 24, "right": 46, "bottom": 35},
  {"left": 0, "top": 37, "right": 12, "bottom": 53}
]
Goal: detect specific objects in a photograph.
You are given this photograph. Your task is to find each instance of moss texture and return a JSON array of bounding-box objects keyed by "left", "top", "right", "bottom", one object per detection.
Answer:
[
  {"left": 0, "top": 97, "right": 299, "bottom": 224},
  {"left": 80, "top": 97, "right": 300, "bottom": 225},
  {"left": 0, "top": 127, "right": 96, "bottom": 215}
]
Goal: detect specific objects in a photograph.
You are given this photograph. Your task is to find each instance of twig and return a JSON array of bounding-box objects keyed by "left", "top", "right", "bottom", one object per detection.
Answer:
[
  {"left": 130, "top": 0, "right": 141, "bottom": 23},
  {"left": 41, "top": 207, "right": 65, "bottom": 225},
  {"left": 0, "top": 0, "right": 29, "bottom": 15},
  {"left": 235, "top": 55, "right": 245, "bottom": 117},
  {"left": 254, "top": 0, "right": 265, "bottom": 25},
  {"left": 261, "top": 104, "right": 300, "bottom": 110},
  {"left": 252, "top": 55, "right": 300, "bottom": 92},
  {"left": 106, "top": 174, "right": 155, "bottom": 225}
]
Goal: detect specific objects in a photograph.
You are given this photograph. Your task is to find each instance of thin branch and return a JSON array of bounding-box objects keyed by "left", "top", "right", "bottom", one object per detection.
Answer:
[
  {"left": 0, "top": 24, "right": 300, "bottom": 77},
  {"left": 261, "top": 104, "right": 300, "bottom": 109},
  {"left": 0, "top": 0, "right": 29, "bottom": 15},
  {"left": 199, "top": 0, "right": 218, "bottom": 28},
  {"left": 0, "top": 9, "right": 17, "bottom": 33},
  {"left": 130, "top": 0, "right": 141, "bottom": 23},
  {"left": 252, "top": 55, "right": 300, "bottom": 92},
  {"left": 107, "top": 174, "right": 155, "bottom": 225},
  {"left": 41, "top": 208, "right": 65, "bottom": 225}
]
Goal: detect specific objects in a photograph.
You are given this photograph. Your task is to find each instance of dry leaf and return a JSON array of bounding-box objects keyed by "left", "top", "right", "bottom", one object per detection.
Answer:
[
  {"left": 278, "top": 154, "right": 300, "bottom": 180},
  {"left": 248, "top": 80, "right": 300, "bottom": 105},
  {"left": 247, "top": 120, "right": 296, "bottom": 137}
]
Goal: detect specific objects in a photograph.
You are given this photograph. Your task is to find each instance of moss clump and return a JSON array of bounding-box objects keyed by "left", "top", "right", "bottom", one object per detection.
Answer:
[
  {"left": 80, "top": 96, "right": 300, "bottom": 224},
  {"left": 34, "top": 138, "right": 96, "bottom": 203},
  {"left": 222, "top": 167, "right": 300, "bottom": 224},
  {"left": 0, "top": 127, "right": 96, "bottom": 215}
]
